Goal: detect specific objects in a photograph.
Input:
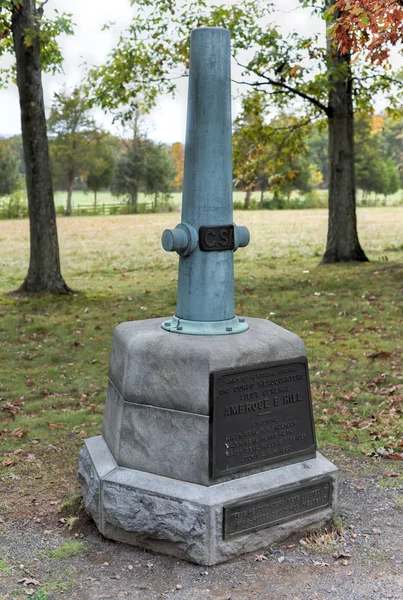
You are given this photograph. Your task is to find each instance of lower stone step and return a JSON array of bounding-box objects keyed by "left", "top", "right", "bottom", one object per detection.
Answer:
[{"left": 78, "top": 436, "right": 338, "bottom": 565}]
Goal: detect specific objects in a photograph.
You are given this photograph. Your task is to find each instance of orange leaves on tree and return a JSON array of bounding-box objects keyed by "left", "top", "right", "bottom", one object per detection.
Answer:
[{"left": 332, "top": 0, "right": 403, "bottom": 64}]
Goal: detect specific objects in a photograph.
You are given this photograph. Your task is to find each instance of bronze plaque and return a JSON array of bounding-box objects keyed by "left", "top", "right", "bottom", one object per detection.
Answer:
[
  {"left": 210, "top": 358, "right": 316, "bottom": 478},
  {"left": 199, "top": 225, "right": 234, "bottom": 251},
  {"left": 223, "top": 480, "right": 332, "bottom": 539}
]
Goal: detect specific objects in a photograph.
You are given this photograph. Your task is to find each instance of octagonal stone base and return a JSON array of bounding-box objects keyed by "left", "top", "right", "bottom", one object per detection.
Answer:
[
  {"left": 101, "top": 317, "right": 316, "bottom": 487},
  {"left": 79, "top": 436, "right": 338, "bottom": 566}
]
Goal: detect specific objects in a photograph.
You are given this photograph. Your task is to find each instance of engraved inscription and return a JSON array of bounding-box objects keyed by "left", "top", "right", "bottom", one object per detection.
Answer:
[
  {"left": 224, "top": 481, "right": 331, "bottom": 539},
  {"left": 210, "top": 359, "right": 316, "bottom": 478},
  {"left": 199, "top": 225, "right": 234, "bottom": 251}
]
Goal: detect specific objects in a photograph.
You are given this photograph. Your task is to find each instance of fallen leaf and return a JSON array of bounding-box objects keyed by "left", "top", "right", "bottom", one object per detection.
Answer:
[
  {"left": 286, "top": 544, "right": 296, "bottom": 549},
  {"left": 367, "top": 351, "right": 391, "bottom": 359},
  {"left": 313, "top": 560, "right": 330, "bottom": 567},
  {"left": 18, "top": 578, "right": 40, "bottom": 586},
  {"left": 333, "top": 552, "right": 352, "bottom": 560},
  {"left": 13, "top": 426, "right": 29, "bottom": 439},
  {"left": 384, "top": 470, "right": 399, "bottom": 477},
  {"left": 386, "top": 453, "right": 403, "bottom": 460},
  {"left": 46, "top": 421, "right": 64, "bottom": 430},
  {"left": 254, "top": 554, "right": 268, "bottom": 562},
  {"left": 2, "top": 458, "right": 15, "bottom": 467}
]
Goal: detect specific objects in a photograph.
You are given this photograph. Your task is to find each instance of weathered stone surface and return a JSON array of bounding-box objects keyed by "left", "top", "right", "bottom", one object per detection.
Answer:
[
  {"left": 108, "top": 317, "right": 306, "bottom": 415},
  {"left": 117, "top": 401, "right": 209, "bottom": 484},
  {"left": 102, "top": 381, "right": 123, "bottom": 458},
  {"left": 103, "top": 316, "right": 311, "bottom": 485},
  {"left": 78, "top": 436, "right": 338, "bottom": 565}
]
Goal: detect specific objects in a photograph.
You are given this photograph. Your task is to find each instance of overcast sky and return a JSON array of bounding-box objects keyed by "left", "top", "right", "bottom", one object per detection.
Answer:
[{"left": 0, "top": 0, "right": 372, "bottom": 143}]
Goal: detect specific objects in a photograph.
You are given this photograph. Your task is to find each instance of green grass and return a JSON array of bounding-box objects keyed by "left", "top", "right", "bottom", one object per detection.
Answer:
[
  {"left": 0, "top": 208, "right": 402, "bottom": 511},
  {"left": 43, "top": 540, "right": 87, "bottom": 560},
  {"left": 0, "top": 559, "right": 9, "bottom": 573}
]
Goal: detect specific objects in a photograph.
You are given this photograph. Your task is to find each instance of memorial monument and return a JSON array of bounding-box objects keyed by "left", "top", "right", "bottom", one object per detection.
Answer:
[{"left": 78, "top": 27, "right": 338, "bottom": 565}]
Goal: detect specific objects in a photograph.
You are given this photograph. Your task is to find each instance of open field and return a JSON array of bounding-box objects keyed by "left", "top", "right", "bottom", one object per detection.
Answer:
[
  {"left": 0, "top": 207, "right": 402, "bottom": 598},
  {"left": 52, "top": 189, "right": 403, "bottom": 210},
  {"left": 0, "top": 207, "right": 402, "bottom": 456}
]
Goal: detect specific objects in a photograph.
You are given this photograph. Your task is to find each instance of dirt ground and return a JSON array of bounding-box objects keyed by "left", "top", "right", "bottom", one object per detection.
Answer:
[{"left": 0, "top": 451, "right": 402, "bottom": 600}]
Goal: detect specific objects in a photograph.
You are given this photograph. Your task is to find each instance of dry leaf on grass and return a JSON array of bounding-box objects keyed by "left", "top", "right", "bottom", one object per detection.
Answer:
[
  {"left": 13, "top": 426, "right": 29, "bottom": 438},
  {"left": 17, "top": 577, "right": 40, "bottom": 586},
  {"left": 367, "top": 351, "right": 391, "bottom": 359}
]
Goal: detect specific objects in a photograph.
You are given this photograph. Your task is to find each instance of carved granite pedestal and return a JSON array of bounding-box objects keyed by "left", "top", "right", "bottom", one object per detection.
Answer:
[{"left": 78, "top": 317, "right": 338, "bottom": 565}]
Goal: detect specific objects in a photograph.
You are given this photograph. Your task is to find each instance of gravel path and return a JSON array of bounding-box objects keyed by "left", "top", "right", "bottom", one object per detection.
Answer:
[{"left": 0, "top": 453, "right": 402, "bottom": 600}]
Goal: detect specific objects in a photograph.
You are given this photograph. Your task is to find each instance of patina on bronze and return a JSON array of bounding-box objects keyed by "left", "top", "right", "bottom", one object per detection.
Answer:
[
  {"left": 210, "top": 358, "right": 316, "bottom": 478},
  {"left": 199, "top": 225, "right": 235, "bottom": 251},
  {"left": 223, "top": 479, "right": 332, "bottom": 539}
]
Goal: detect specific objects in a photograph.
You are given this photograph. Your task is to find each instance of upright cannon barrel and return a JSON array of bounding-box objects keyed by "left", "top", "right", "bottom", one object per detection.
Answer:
[{"left": 161, "top": 27, "right": 249, "bottom": 335}]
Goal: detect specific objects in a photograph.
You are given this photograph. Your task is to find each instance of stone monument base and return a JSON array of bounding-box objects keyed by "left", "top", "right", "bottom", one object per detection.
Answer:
[{"left": 79, "top": 436, "right": 338, "bottom": 565}]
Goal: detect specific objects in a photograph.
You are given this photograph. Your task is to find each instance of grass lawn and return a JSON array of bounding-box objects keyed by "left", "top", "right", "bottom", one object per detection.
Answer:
[{"left": 0, "top": 207, "right": 402, "bottom": 515}]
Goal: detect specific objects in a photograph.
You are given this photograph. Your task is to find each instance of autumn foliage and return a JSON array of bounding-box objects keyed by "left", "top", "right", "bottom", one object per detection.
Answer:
[{"left": 333, "top": 0, "right": 403, "bottom": 64}]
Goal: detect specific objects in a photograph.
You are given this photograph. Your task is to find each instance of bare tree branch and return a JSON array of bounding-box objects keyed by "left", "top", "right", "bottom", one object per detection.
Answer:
[{"left": 235, "top": 59, "right": 330, "bottom": 117}]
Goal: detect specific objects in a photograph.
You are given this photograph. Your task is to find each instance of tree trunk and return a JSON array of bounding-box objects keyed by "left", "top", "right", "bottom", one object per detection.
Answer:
[
  {"left": 260, "top": 187, "right": 264, "bottom": 208},
  {"left": 322, "top": 6, "right": 368, "bottom": 263},
  {"left": 11, "top": 1, "right": 71, "bottom": 293},
  {"left": 129, "top": 187, "right": 138, "bottom": 212},
  {"left": 244, "top": 189, "right": 252, "bottom": 209},
  {"left": 66, "top": 170, "right": 74, "bottom": 216},
  {"left": 94, "top": 190, "right": 97, "bottom": 210}
]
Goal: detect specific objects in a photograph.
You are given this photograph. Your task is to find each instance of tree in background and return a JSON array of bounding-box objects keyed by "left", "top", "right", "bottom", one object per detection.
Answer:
[
  {"left": 355, "top": 115, "right": 400, "bottom": 203},
  {"left": 0, "top": 0, "right": 73, "bottom": 293},
  {"left": 380, "top": 116, "right": 403, "bottom": 188},
  {"left": 111, "top": 135, "right": 176, "bottom": 210},
  {"left": 232, "top": 91, "right": 270, "bottom": 209},
  {"left": 232, "top": 91, "right": 314, "bottom": 208},
  {"left": 86, "top": 134, "right": 117, "bottom": 208},
  {"left": 0, "top": 142, "right": 20, "bottom": 197},
  {"left": 143, "top": 143, "right": 177, "bottom": 209},
  {"left": 306, "top": 122, "right": 329, "bottom": 188},
  {"left": 170, "top": 142, "right": 184, "bottom": 190},
  {"left": 48, "top": 88, "right": 99, "bottom": 215},
  {"left": 88, "top": 0, "right": 403, "bottom": 263}
]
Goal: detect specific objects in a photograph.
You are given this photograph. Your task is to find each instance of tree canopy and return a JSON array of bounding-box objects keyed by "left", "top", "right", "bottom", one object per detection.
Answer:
[
  {"left": 111, "top": 134, "right": 176, "bottom": 209},
  {"left": 48, "top": 88, "right": 99, "bottom": 214},
  {"left": 0, "top": 1, "right": 74, "bottom": 85},
  {"left": 332, "top": 0, "right": 403, "bottom": 64}
]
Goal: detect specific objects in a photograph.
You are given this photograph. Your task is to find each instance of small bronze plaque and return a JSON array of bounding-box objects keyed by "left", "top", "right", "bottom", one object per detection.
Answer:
[
  {"left": 223, "top": 480, "right": 332, "bottom": 539},
  {"left": 199, "top": 225, "right": 234, "bottom": 251},
  {"left": 210, "top": 358, "right": 316, "bottom": 478}
]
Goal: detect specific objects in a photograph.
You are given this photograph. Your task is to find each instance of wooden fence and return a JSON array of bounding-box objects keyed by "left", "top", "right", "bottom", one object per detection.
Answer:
[{"left": 0, "top": 200, "right": 176, "bottom": 219}]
